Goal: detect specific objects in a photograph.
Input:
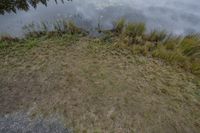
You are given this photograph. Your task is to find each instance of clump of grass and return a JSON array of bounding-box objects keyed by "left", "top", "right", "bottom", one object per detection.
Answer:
[
  {"left": 152, "top": 45, "right": 188, "bottom": 63},
  {"left": 113, "top": 18, "right": 126, "bottom": 35},
  {"left": 53, "top": 20, "right": 88, "bottom": 35},
  {"left": 149, "top": 34, "right": 200, "bottom": 75},
  {"left": 53, "top": 20, "right": 64, "bottom": 33},
  {"left": 122, "top": 22, "right": 146, "bottom": 45},
  {"left": 67, "top": 21, "right": 81, "bottom": 35},
  {"left": 132, "top": 45, "right": 148, "bottom": 56},
  {"left": 146, "top": 30, "right": 167, "bottom": 42},
  {"left": 23, "top": 23, "right": 44, "bottom": 38},
  {"left": 107, "top": 20, "right": 200, "bottom": 76},
  {"left": 124, "top": 22, "right": 146, "bottom": 38},
  {"left": 41, "top": 21, "right": 48, "bottom": 33},
  {"left": 23, "top": 27, "right": 41, "bottom": 38},
  {"left": 23, "top": 20, "right": 88, "bottom": 39},
  {"left": 179, "top": 35, "right": 200, "bottom": 75},
  {"left": 180, "top": 35, "right": 200, "bottom": 57},
  {"left": 162, "top": 35, "right": 181, "bottom": 50}
]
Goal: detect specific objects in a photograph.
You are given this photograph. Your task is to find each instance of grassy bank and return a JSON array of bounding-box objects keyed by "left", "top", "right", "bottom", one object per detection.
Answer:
[
  {"left": 0, "top": 20, "right": 200, "bottom": 132},
  {"left": 1, "top": 19, "right": 200, "bottom": 77},
  {"left": 108, "top": 19, "right": 200, "bottom": 77}
]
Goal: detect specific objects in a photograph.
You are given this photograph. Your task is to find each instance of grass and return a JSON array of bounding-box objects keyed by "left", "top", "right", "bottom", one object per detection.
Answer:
[
  {"left": 150, "top": 35, "right": 200, "bottom": 75},
  {"left": 1, "top": 19, "right": 200, "bottom": 77},
  {"left": 21, "top": 20, "right": 88, "bottom": 39},
  {"left": 103, "top": 20, "right": 200, "bottom": 76},
  {"left": 146, "top": 30, "right": 167, "bottom": 42},
  {"left": 113, "top": 18, "right": 126, "bottom": 35},
  {"left": 0, "top": 19, "right": 200, "bottom": 132},
  {"left": 0, "top": 35, "right": 200, "bottom": 132},
  {"left": 124, "top": 22, "right": 146, "bottom": 38}
]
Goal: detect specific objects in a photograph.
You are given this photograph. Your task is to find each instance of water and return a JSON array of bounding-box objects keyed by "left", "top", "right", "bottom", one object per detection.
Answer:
[{"left": 0, "top": 0, "right": 200, "bottom": 37}]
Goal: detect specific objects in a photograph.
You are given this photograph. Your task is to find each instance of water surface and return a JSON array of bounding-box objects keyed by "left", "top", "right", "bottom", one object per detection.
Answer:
[{"left": 0, "top": 0, "right": 200, "bottom": 37}]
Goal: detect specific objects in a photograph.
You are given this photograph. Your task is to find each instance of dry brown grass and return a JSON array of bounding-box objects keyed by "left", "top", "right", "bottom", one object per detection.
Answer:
[{"left": 0, "top": 36, "right": 200, "bottom": 133}]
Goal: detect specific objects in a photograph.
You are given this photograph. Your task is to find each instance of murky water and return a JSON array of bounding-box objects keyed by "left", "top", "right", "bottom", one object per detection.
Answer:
[{"left": 0, "top": 0, "right": 200, "bottom": 37}]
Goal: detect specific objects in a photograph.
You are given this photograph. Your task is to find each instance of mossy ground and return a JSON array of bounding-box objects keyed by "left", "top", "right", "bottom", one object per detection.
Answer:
[{"left": 0, "top": 34, "right": 200, "bottom": 132}]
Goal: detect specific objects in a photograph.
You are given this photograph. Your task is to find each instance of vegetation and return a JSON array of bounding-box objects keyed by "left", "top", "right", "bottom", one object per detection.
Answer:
[
  {"left": 1, "top": 19, "right": 200, "bottom": 77},
  {"left": 0, "top": 19, "right": 200, "bottom": 132},
  {"left": 109, "top": 20, "right": 200, "bottom": 76},
  {"left": 21, "top": 20, "right": 88, "bottom": 39}
]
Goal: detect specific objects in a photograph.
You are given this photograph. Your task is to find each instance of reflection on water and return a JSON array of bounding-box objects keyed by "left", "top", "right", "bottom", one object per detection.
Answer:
[
  {"left": 0, "top": 0, "right": 66, "bottom": 14},
  {"left": 0, "top": 0, "right": 200, "bottom": 37}
]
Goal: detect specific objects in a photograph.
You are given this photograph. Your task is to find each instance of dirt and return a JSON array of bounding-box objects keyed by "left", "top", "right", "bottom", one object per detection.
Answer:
[{"left": 0, "top": 37, "right": 200, "bottom": 132}]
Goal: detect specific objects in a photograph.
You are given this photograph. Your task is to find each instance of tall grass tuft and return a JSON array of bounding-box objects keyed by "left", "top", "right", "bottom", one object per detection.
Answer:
[
  {"left": 123, "top": 22, "right": 146, "bottom": 45},
  {"left": 53, "top": 20, "right": 64, "bottom": 33},
  {"left": 124, "top": 22, "right": 146, "bottom": 38},
  {"left": 180, "top": 35, "right": 200, "bottom": 57},
  {"left": 162, "top": 35, "right": 181, "bottom": 50},
  {"left": 146, "top": 30, "right": 167, "bottom": 42},
  {"left": 150, "top": 34, "right": 200, "bottom": 75},
  {"left": 113, "top": 19, "right": 126, "bottom": 35},
  {"left": 67, "top": 21, "right": 81, "bottom": 35},
  {"left": 152, "top": 45, "right": 188, "bottom": 64},
  {"left": 23, "top": 22, "right": 47, "bottom": 38},
  {"left": 41, "top": 21, "right": 48, "bottom": 33}
]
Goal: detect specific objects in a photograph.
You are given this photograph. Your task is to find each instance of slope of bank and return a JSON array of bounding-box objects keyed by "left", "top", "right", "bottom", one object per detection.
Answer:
[{"left": 0, "top": 34, "right": 200, "bottom": 132}]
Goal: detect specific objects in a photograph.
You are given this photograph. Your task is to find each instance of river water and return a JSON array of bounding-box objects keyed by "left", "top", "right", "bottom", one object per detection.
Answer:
[{"left": 0, "top": 0, "right": 200, "bottom": 37}]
